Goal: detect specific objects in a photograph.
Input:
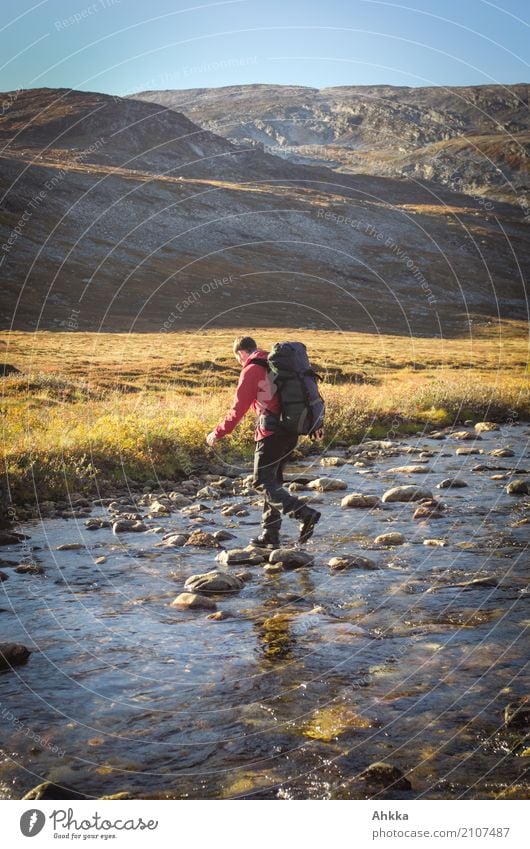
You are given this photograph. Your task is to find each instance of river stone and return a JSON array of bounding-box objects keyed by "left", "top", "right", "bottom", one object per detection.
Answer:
[
  {"left": 374, "top": 532, "right": 405, "bottom": 546},
  {"left": 0, "top": 531, "right": 29, "bottom": 545},
  {"left": 196, "top": 485, "right": 220, "bottom": 499},
  {"left": 475, "top": 421, "right": 500, "bottom": 433},
  {"left": 269, "top": 548, "right": 314, "bottom": 569},
  {"left": 452, "top": 430, "right": 480, "bottom": 440},
  {"left": 217, "top": 548, "right": 265, "bottom": 566},
  {"left": 388, "top": 465, "right": 430, "bottom": 474},
  {"left": 413, "top": 499, "right": 445, "bottom": 519},
  {"left": 489, "top": 447, "right": 515, "bottom": 457},
  {"left": 56, "top": 542, "right": 84, "bottom": 550},
  {"left": 328, "top": 554, "right": 379, "bottom": 571},
  {"left": 213, "top": 530, "right": 237, "bottom": 541},
  {"left": 170, "top": 592, "right": 217, "bottom": 610},
  {"left": 15, "top": 562, "right": 45, "bottom": 575},
  {"left": 307, "top": 477, "right": 347, "bottom": 492},
  {"left": 456, "top": 447, "right": 481, "bottom": 455},
  {"left": 161, "top": 533, "right": 189, "bottom": 547},
  {"left": 0, "top": 642, "right": 31, "bottom": 670},
  {"left": 341, "top": 493, "right": 381, "bottom": 509},
  {"left": 506, "top": 479, "right": 530, "bottom": 495},
  {"left": 112, "top": 520, "right": 147, "bottom": 533},
  {"left": 437, "top": 478, "right": 468, "bottom": 489},
  {"left": 184, "top": 530, "right": 220, "bottom": 548},
  {"left": 207, "top": 610, "right": 232, "bottom": 621},
  {"left": 185, "top": 571, "right": 243, "bottom": 594},
  {"left": 181, "top": 503, "right": 212, "bottom": 516},
  {"left": 168, "top": 492, "right": 193, "bottom": 507},
  {"left": 22, "top": 781, "right": 87, "bottom": 800},
  {"left": 94, "top": 556, "right": 107, "bottom": 564},
  {"left": 221, "top": 504, "right": 249, "bottom": 516},
  {"left": 85, "top": 518, "right": 111, "bottom": 530},
  {"left": 423, "top": 539, "right": 447, "bottom": 546},
  {"left": 149, "top": 500, "right": 172, "bottom": 515},
  {"left": 320, "top": 456, "right": 345, "bottom": 467},
  {"left": 0, "top": 571, "right": 8, "bottom": 581},
  {"left": 382, "top": 485, "right": 432, "bottom": 503},
  {"left": 359, "top": 761, "right": 412, "bottom": 790},
  {"left": 428, "top": 431, "right": 446, "bottom": 439},
  {"left": 504, "top": 697, "right": 530, "bottom": 728}
]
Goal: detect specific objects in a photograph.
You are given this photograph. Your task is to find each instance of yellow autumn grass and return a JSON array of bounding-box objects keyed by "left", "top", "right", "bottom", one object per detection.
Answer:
[{"left": 1, "top": 325, "right": 528, "bottom": 503}]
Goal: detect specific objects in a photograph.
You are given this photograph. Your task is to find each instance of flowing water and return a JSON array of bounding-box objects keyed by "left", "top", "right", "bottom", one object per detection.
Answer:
[{"left": 1, "top": 423, "right": 529, "bottom": 799}]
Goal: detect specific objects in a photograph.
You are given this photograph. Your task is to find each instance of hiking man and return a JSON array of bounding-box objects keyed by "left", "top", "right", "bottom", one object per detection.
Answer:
[{"left": 206, "top": 336, "right": 322, "bottom": 547}]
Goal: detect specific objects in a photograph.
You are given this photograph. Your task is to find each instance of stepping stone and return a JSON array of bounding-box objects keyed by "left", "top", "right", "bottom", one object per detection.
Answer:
[
  {"left": 413, "top": 499, "right": 445, "bottom": 519},
  {"left": 388, "top": 465, "right": 430, "bottom": 474},
  {"left": 437, "top": 478, "right": 468, "bottom": 489},
  {"left": 307, "top": 477, "right": 347, "bottom": 491},
  {"left": 269, "top": 549, "right": 314, "bottom": 569},
  {"left": 475, "top": 422, "right": 500, "bottom": 433},
  {"left": 216, "top": 548, "right": 266, "bottom": 566},
  {"left": 184, "top": 571, "right": 243, "bottom": 594},
  {"left": 320, "top": 457, "right": 346, "bottom": 467},
  {"left": 382, "top": 485, "right": 432, "bottom": 503},
  {"left": 0, "top": 642, "right": 31, "bottom": 670},
  {"left": 341, "top": 493, "right": 381, "bottom": 508},
  {"left": 374, "top": 532, "right": 405, "bottom": 546},
  {"left": 506, "top": 480, "right": 530, "bottom": 495},
  {"left": 170, "top": 592, "right": 217, "bottom": 610},
  {"left": 184, "top": 530, "right": 220, "bottom": 548},
  {"left": 328, "top": 554, "right": 379, "bottom": 571},
  {"left": 489, "top": 447, "right": 515, "bottom": 457}
]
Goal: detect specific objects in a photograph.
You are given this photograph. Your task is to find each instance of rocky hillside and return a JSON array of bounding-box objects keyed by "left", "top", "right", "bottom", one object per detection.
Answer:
[
  {"left": 130, "top": 84, "right": 529, "bottom": 204},
  {"left": 0, "top": 88, "right": 527, "bottom": 335}
]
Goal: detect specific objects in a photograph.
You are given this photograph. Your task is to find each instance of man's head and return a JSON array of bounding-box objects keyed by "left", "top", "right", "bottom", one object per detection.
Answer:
[{"left": 233, "top": 335, "right": 258, "bottom": 365}]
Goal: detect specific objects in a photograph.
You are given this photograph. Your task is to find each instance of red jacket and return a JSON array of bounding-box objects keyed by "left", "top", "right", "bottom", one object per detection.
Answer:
[{"left": 213, "top": 349, "right": 281, "bottom": 441}]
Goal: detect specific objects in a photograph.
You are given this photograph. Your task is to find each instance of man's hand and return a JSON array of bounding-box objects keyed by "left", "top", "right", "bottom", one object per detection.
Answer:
[
  {"left": 206, "top": 431, "right": 218, "bottom": 447},
  {"left": 311, "top": 428, "right": 324, "bottom": 440}
]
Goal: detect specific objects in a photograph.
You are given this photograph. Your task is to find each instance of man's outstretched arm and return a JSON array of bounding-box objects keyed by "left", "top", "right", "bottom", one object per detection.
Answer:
[{"left": 206, "top": 365, "right": 259, "bottom": 445}]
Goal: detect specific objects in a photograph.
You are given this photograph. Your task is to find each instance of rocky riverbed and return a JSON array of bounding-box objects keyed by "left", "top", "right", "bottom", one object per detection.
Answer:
[{"left": 0, "top": 421, "right": 529, "bottom": 800}]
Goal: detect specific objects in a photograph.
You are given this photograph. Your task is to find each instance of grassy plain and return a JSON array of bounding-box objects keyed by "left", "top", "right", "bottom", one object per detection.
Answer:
[{"left": 1, "top": 322, "right": 528, "bottom": 505}]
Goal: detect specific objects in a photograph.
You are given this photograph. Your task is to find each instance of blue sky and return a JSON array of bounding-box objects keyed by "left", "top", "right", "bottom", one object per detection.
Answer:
[{"left": 0, "top": 0, "right": 528, "bottom": 95}]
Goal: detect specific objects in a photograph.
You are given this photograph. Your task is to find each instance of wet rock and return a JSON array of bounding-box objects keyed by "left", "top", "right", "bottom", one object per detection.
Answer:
[
  {"left": 475, "top": 421, "right": 500, "bottom": 433},
  {"left": 181, "top": 503, "right": 212, "bottom": 516},
  {"left": 0, "top": 571, "right": 7, "bottom": 581},
  {"left": 456, "top": 447, "right": 481, "bottom": 455},
  {"left": 220, "top": 503, "right": 249, "bottom": 516},
  {"left": 437, "top": 478, "right": 468, "bottom": 489},
  {"left": 301, "top": 704, "right": 373, "bottom": 741},
  {"left": 264, "top": 563, "right": 283, "bottom": 575},
  {"left": 168, "top": 492, "right": 193, "bottom": 507},
  {"left": 56, "top": 542, "right": 84, "bottom": 551},
  {"left": 413, "top": 499, "right": 445, "bottom": 519},
  {"left": 349, "top": 440, "right": 394, "bottom": 453},
  {"left": 382, "top": 485, "right": 432, "bottom": 503},
  {"left": 213, "top": 530, "right": 237, "bottom": 542},
  {"left": 489, "top": 447, "right": 515, "bottom": 457},
  {"left": 22, "top": 781, "right": 87, "bottom": 800},
  {"left": 388, "top": 465, "right": 430, "bottom": 474},
  {"left": 359, "top": 761, "right": 412, "bottom": 791},
  {"left": 506, "top": 480, "right": 530, "bottom": 495},
  {"left": 307, "top": 477, "right": 347, "bottom": 492},
  {"left": 159, "top": 533, "right": 189, "bottom": 547},
  {"left": 0, "top": 642, "right": 31, "bottom": 670},
  {"left": 426, "top": 576, "right": 501, "bottom": 593},
  {"left": 504, "top": 697, "right": 530, "bottom": 729},
  {"left": 85, "top": 518, "right": 111, "bottom": 530},
  {"left": 269, "top": 548, "right": 314, "bottom": 569},
  {"left": 15, "top": 562, "right": 45, "bottom": 575},
  {"left": 207, "top": 610, "right": 232, "bottom": 621},
  {"left": 94, "top": 556, "right": 107, "bottom": 565},
  {"left": 374, "top": 532, "right": 405, "bottom": 546},
  {"left": 149, "top": 500, "right": 172, "bottom": 515},
  {"left": 196, "top": 485, "right": 220, "bottom": 499},
  {"left": 423, "top": 538, "right": 447, "bottom": 546},
  {"left": 320, "top": 456, "right": 346, "bottom": 467},
  {"left": 428, "top": 431, "right": 446, "bottom": 439},
  {"left": 185, "top": 571, "right": 243, "bottom": 594},
  {"left": 170, "top": 592, "right": 217, "bottom": 610},
  {"left": 112, "top": 520, "right": 147, "bottom": 533},
  {"left": 328, "top": 554, "right": 379, "bottom": 571},
  {"left": 452, "top": 430, "right": 481, "bottom": 441},
  {"left": 184, "top": 530, "right": 220, "bottom": 548},
  {"left": 341, "top": 493, "right": 381, "bottom": 508},
  {"left": 217, "top": 548, "right": 265, "bottom": 566}
]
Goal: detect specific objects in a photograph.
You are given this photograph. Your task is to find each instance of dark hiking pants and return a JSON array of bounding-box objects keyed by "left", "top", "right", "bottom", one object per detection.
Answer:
[{"left": 252, "top": 430, "right": 306, "bottom": 535}]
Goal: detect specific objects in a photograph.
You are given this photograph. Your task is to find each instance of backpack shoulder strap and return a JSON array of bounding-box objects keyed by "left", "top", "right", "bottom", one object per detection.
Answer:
[{"left": 250, "top": 358, "right": 269, "bottom": 369}]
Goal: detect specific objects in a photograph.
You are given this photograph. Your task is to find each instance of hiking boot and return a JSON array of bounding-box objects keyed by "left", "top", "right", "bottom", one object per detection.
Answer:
[
  {"left": 250, "top": 531, "right": 280, "bottom": 549},
  {"left": 297, "top": 506, "right": 321, "bottom": 544}
]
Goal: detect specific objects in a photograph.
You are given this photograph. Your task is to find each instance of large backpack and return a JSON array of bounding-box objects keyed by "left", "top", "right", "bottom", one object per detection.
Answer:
[{"left": 254, "top": 341, "right": 325, "bottom": 436}]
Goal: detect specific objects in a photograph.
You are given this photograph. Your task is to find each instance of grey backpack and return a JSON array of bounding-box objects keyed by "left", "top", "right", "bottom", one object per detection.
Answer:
[{"left": 255, "top": 341, "right": 325, "bottom": 436}]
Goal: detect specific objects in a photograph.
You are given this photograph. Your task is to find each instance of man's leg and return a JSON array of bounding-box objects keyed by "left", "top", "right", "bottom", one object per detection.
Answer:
[{"left": 252, "top": 432, "right": 310, "bottom": 543}]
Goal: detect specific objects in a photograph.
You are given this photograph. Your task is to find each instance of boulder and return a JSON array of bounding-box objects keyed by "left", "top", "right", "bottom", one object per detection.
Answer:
[
  {"left": 413, "top": 499, "right": 445, "bottom": 519},
  {"left": 170, "top": 592, "right": 217, "bottom": 610},
  {"left": 268, "top": 548, "right": 314, "bottom": 569},
  {"left": 328, "top": 555, "right": 379, "bottom": 571},
  {"left": 506, "top": 480, "right": 530, "bottom": 495},
  {"left": 382, "top": 485, "right": 432, "bottom": 503},
  {"left": 341, "top": 493, "right": 380, "bottom": 509},
  {"left": 374, "top": 532, "right": 405, "bottom": 546},
  {"left": 307, "top": 477, "right": 347, "bottom": 492},
  {"left": 359, "top": 761, "right": 412, "bottom": 790},
  {"left": 0, "top": 642, "right": 31, "bottom": 670},
  {"left": 184, "top": 530, "right": 220, "bottom": 548},
  {"left": 184, "top": 571, "right": 243, "bottom": 594},
  {"left": 475, "top": 421, "right": 500, "bottom": 433},
  {"left": 216, "top": 548, "right": 266, "bottom": 566}
]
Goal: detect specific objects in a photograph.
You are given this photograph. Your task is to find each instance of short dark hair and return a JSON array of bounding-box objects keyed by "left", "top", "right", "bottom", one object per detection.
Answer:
[{"left": 233, "top": 335, "right": 257, "bottom": 354}]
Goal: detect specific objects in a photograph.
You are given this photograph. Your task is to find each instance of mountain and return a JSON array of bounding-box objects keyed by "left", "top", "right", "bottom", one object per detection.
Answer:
[
  {"left": 130, "top": 84, "right": 529, "bottom": 204},
  {"left": 0, "top": 87, "right": 527, "bottom": 335}
]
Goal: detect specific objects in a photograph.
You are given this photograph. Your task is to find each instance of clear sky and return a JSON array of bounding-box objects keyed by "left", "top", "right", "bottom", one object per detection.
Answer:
[{"left": 0, "top": 0, "right": 528, "bottom": 96}]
